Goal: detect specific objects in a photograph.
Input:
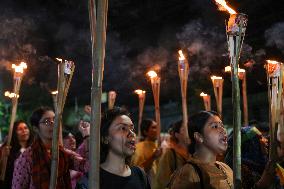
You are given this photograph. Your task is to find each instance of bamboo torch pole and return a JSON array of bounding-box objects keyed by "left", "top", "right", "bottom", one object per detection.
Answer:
[
  {"left": 266, "top": 60, "right": 283, "bottom": 162},
  {"left": 88, "top": 0, "right": 109, "bottom": 188},
  {"left": 211, "top": 76, "right": 224, "bottom": 118},
  {"left": 0, "top": 62, "right": 27, "bottom": 181},
  {"left": 147, "top": 71, "right": 161, "bottom": 144},
  {"left": 226, "top": 13, "right": 248, "bottom": 189},
  {"left": 178, "top": 50, "right": 189, "bottom": 139},
  {"left": 134, "top": 89, "right": 146, "bottom": 141},
  {"left": 108, "top": 91, "right": 116, "bottom": 109},
  {"left": 200, "top": 92, "right": 211, "bottom": 111},
  {"left": 225, "top": 66, "right": 249, "bottom": 126},
  {"left": 49, "top": 60, "right": 75, "bottom": 189}
]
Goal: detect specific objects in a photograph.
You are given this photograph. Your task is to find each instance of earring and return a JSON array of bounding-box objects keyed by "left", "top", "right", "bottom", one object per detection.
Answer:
[{"left": 102, "top": 138, "right": 109, "bottom": 144}]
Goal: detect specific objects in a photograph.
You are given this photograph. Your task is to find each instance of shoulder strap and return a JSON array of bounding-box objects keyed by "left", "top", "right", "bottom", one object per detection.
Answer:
[
  {"left": 187, "top": 161, "right": 204, "bottom": 189},
  {"left": 170, "top": 148, "right": 177, "bottom": 171},
  {"left": 133, "top": 166, "right": 148, "bottom": 189}
]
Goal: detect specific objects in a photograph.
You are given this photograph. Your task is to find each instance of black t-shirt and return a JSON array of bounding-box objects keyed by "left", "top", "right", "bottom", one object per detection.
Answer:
[
  {"left": 75, "top": 166, "right": 151, "bottom": 189},
  {"left": 100, "top": 166, "right": 151, "bottom": 189}
]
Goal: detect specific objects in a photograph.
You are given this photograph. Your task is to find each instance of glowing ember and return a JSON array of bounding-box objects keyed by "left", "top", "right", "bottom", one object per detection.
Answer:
[
  {"left": 200, "top": 92, "right": 208, "bottom": 97},
  {"left": 147, "top": 70, "right": 158, "bottom": 78},
  {"left": 214, "top": 0, "right": 236, "bottom": 14},
  {"left": 51, "top": 91, "right": 58, "bottom": 95},
  {"left": 12, "top": 62, "right": 27, "bottom": 73},
  {"left": 135, "top": 89, "right": 145, "bottom": 95},
  {"left": 56, "top": 58, "right": 63, "bottom": 62},
  {"left": 211, "top": 76, "right": 223, "bottom": 80},
  {"left": 178, "top": 50, "right": 185, "bottom": 61}
]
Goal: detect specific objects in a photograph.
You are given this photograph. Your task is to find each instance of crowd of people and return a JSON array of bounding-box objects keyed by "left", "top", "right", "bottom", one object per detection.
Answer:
[{"left": 0, "top": 106, "right": 284, "bottom": 189}]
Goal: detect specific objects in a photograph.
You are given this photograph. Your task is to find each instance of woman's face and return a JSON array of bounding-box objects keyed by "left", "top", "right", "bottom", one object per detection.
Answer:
[
  {"left": 107, "top": 115, "right": 136, "bottom": 158},
  {"left": 16, "top": 122, "right": 30, "bottom": 143},
  {"left": 201, "top": 115, "right": 228, "bottom": 155},
  {"left": 175, "top": 126, "right": 190, "bottom": 145},
  {"left": 63, "top": 133, "right": 76, "bottom": 151},
  {"left": 145, "top": 121, "right": 158, "bottom": 141},
  {"left": 38, "top": 110, "right": 55, "bottom": 141}
]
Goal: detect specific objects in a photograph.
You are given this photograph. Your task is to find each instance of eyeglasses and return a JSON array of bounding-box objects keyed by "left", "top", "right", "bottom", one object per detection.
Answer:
[{"left": 39, "top": 118, "right": 54, "bottom": 126}]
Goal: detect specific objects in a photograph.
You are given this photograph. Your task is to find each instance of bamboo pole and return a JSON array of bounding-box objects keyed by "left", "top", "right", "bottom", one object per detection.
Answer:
[
  {"left": 226, "top": 13, "right": 248, "bottom": 189},
  {"left": 241, "top": 72, "right": 248, "bottom": 126},
  {"left": 211, "top": 76, "right": 224, "bottom": 118},
  {"left": 266, "top": 61, "right": 283, "bottom": 162},
  {"left": 0, "top": 62, "right": 27, "bottom": 181},
  {"left": 88, "top": 0, "right": 108, "bottom": 188},
  {"left": 178, "top": 50, "right": 189, "bottom": 139},
  {"left": 147, "top": 71, "right": 161, "bottom": 144},
  {"left": 134, "top": 90, "right": 146, "bottom": 141},
  {"left": 49, "top": 60, "right": 75, "bottom": 189},
  {"left": 108, "top": 91, "right": 116, "bottom": 109}
]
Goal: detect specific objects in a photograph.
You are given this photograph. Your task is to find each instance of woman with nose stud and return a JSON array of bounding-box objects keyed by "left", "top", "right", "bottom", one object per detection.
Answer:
[{"left": 169, "top": 111, "right": 233, "bottom": 189}]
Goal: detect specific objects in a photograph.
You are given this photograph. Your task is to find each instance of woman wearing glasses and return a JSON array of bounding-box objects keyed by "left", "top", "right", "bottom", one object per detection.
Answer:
[
  {"left": 0, "top": 120, "right": 33, "bottom": 189},
  {"left": 12, "top": 107, "right": 90, "bottom": 189}
]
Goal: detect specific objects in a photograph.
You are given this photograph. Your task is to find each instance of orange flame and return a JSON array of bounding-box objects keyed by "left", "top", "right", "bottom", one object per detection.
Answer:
[
  {"left": 51, "top": 91, "right": 58, "bottom": 95},
  {"left": 200, "top": 92, "right": 208, "bottom": 97},
  {"left": 214, "top": 0, "right": 236, "bottom": 14},
  {"left": 135, "top": 89, "right": 145, "bottom": 95},
  {"left": 211, "top": 75, "right": 223, "bottom": 80},
  {"left": 147, "top": 70, "right": 158, "bottom": 78},
  {"left": 4, "top": 91, "right": 19, "bottom": 98},
  {"left": 178, "top": 50, "right": 185, "bottom": 61},
  {"left": 56, "top": 58, "right": 63, "bottom": 62},
  {"left": 225, "top": 66, "right": 245, "bottom": 73},
  {"left": 12, "top": 62, "right": 27, "bottom": 73}
]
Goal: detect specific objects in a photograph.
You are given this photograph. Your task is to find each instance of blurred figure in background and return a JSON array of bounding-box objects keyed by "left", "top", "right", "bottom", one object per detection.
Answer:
[{"left": 153, "top": 120, "right": 190, "bottom": 189}]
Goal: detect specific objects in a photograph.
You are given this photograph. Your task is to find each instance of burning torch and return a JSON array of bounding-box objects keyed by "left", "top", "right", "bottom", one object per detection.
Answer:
[
  {"left": 147, "top": 70, "right": 161, "bottom": 144},
  {"left": 50, "top": 58, "right": 75, "bottom": 189},
  {"left": 0, "top": 62, "right": 27, "bottom": 180},
  {"left": 108, "top": 91, "right": 117, "bottom": 110},
  {"left": 265, "top": 60, "right": 284, "bottom": 162},
  {"left": 211, "top": 76, "right": 224, "bottom": 117},
  {"left": 178, "top": 50, "right": 189, "bottom": 139},
  {"left": 200, "top": 92, "right": 211, "bottom": 111},
  {"left": 134, "top": 89, "right": 146, "bottom": 140}
]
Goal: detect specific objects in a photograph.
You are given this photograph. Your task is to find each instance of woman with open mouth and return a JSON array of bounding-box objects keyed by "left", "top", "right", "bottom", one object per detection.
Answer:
[{"left": 169, "top": 111, "right": 233, "bottom": 189}]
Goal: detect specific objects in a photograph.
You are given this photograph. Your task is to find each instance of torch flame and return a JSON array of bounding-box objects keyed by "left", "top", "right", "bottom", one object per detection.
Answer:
[
  {"left": 225, "top": 66, "right": 245, "bottom": 73},
  {"left": 12, "top": 62, "right": 27, "bottom": 73},
  {"left": 56, "top": 58, "right": 63, "bottom": 62},
  {"left": 267, "top": 60, "right": 281, "bottom": 64},
  {"left": 200, "top": 92, "right": 208, "bottom": 97},
  {"left": 147, "top": 70, "right": 158, "bottom": 78},
  {"left": 178, "top": 50, "right": 185, "bottom": 61},
  {"left": 211, "top": 75, "right": 223, "bottom": 80},
  {"left": 135, "top": 89, "right": 145, "bottom": 95},
  {"left": 214, "top": 0, "right": 236, "bottom": 14},
  {"left": 4, "top": 91, "right": 19, "bottom": 98},
  {"left": 225, "top": 66, "right": 231, "bottom": 72},
  {"left": 51, "top": 90, "right": 58, "bottom": 95}
]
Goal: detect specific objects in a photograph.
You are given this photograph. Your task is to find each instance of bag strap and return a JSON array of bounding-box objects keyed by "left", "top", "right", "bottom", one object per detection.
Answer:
[
  {"left": 170, "top": 148, "right": 177, "bottom": 171},
  {"left": 187, "top": 161, "right": 204, "bottom": 189}
]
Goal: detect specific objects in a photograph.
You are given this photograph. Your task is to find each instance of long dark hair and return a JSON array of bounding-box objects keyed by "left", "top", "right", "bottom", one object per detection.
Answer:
[
  {"left": 140, "top": 119, "right": 154, "bottom": 140},
  {"left": 168, "top": 120, "right": 183, "bottom": 143},
  {"left": 100, "top": 106, "right": 131, "bottom": 164},
  {"left": 188, "top": 111, "right": 219, "bottom": 154},
  {"left": 10, "top": 120, "right": 34, "bottom": 153}
]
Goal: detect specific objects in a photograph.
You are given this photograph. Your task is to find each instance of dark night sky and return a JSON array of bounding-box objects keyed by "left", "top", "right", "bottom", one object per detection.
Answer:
[{"left": 0, "top": 0, "right": 284, "bottom": 110}]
